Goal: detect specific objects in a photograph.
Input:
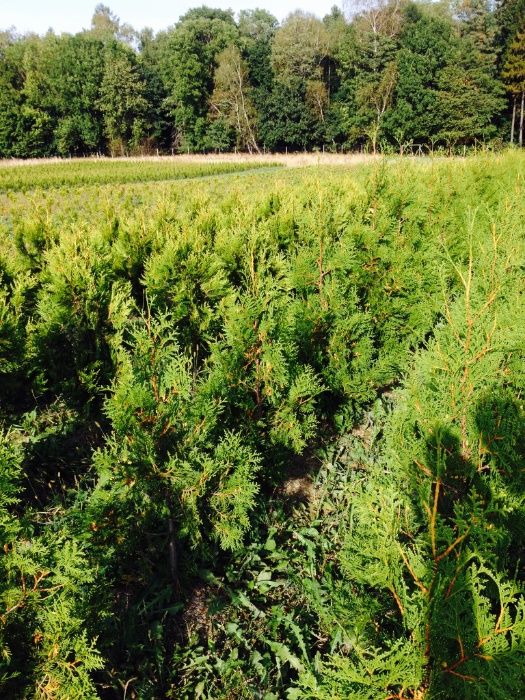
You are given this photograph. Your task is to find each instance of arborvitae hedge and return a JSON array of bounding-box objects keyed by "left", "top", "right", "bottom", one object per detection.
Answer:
[{"left": 0, "top": 155, "right": 524, "bottom": 698}]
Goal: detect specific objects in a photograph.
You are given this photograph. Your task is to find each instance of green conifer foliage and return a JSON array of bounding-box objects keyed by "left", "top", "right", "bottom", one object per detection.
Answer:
[
  {"left": 0, "top": 434, "right": 103, "bottom": 698},
  {"left": 94, "top": 311, "right": 261, "bottom": 553},
  {"left": 0, "top": 157, "right": 524, "bottom": 697},
  {"left": 295, "top": 191, "right": 525, "bottom": 698}
]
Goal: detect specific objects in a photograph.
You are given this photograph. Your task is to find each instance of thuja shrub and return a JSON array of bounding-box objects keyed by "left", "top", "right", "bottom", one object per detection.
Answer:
[
  {"left": 0, "top": 153, "right": 524, "bottom": 697},
  {"left": 0, "top": 433, "right": 103, "bottom": 699},
  {"left": 296, "top": 211, "right": 525, "bottom": 698}
]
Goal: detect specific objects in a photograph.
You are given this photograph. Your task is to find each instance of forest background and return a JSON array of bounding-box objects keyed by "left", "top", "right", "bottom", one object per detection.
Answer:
[{"left": 1, "top": 0, "right": 525, "bottom": 158}]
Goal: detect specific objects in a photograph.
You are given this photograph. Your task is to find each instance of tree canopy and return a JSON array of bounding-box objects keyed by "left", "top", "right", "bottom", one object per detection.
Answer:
[{"left": 0, "top": 1, "right": 524, "bottom": 155}]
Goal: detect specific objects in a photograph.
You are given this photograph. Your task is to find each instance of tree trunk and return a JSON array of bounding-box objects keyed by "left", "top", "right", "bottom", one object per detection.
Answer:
[
  {"left": 510, "top": 97, "right": 516, "bottom": 144},
  {"left": 520, "top": 92, "right": 525, "bottom": 148}
]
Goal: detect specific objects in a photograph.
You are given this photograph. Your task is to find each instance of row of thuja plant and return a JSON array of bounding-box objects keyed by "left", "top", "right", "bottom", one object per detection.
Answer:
[
  {"left": 165, "top": 189, "right": 525, "bottom": 699},
  {"left": 0, "top": 160, "right": 279, "bottom": 193},
  {"left": 0, "top": 155, "right": 523, "bottom": 697}
]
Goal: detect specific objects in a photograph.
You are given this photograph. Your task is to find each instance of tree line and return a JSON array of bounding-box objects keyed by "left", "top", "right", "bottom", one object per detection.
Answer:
[{"left": 1, "top": 0, "right": 525, "bottom": 157}]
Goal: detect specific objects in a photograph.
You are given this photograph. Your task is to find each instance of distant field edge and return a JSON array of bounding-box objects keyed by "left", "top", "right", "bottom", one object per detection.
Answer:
[{"left": 0, "top": 152, "right": 379, "bottom": 169}]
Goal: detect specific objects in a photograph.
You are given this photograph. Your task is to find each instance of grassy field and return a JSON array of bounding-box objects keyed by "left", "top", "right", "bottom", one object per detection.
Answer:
[{"left": 1, "top": 153, "right": 524, "bottom": 699}]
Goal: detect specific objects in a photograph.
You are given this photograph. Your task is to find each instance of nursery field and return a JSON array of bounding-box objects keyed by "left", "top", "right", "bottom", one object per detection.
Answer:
[
  {"left": 1, "top": 154, "right": 525, "bottom": 699},
  {"left": 0, "top": 158, "right": 281, "bottom": 193}
]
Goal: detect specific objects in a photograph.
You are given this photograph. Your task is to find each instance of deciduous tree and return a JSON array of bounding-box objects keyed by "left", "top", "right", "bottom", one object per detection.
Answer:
[
  {"left": 502, "top": 25, "right": 525, "bottom": 144},
  {"left": 97, "top": 47, "right": 149, "bottom": 154},
  {"left": 210, "top": 45, "right": 259, "bottom": 152}
]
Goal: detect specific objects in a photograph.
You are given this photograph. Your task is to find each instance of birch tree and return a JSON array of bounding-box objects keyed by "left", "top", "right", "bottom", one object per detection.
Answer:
[{"left": 210, "top": 45, "right": 260, "bottom": 153}]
